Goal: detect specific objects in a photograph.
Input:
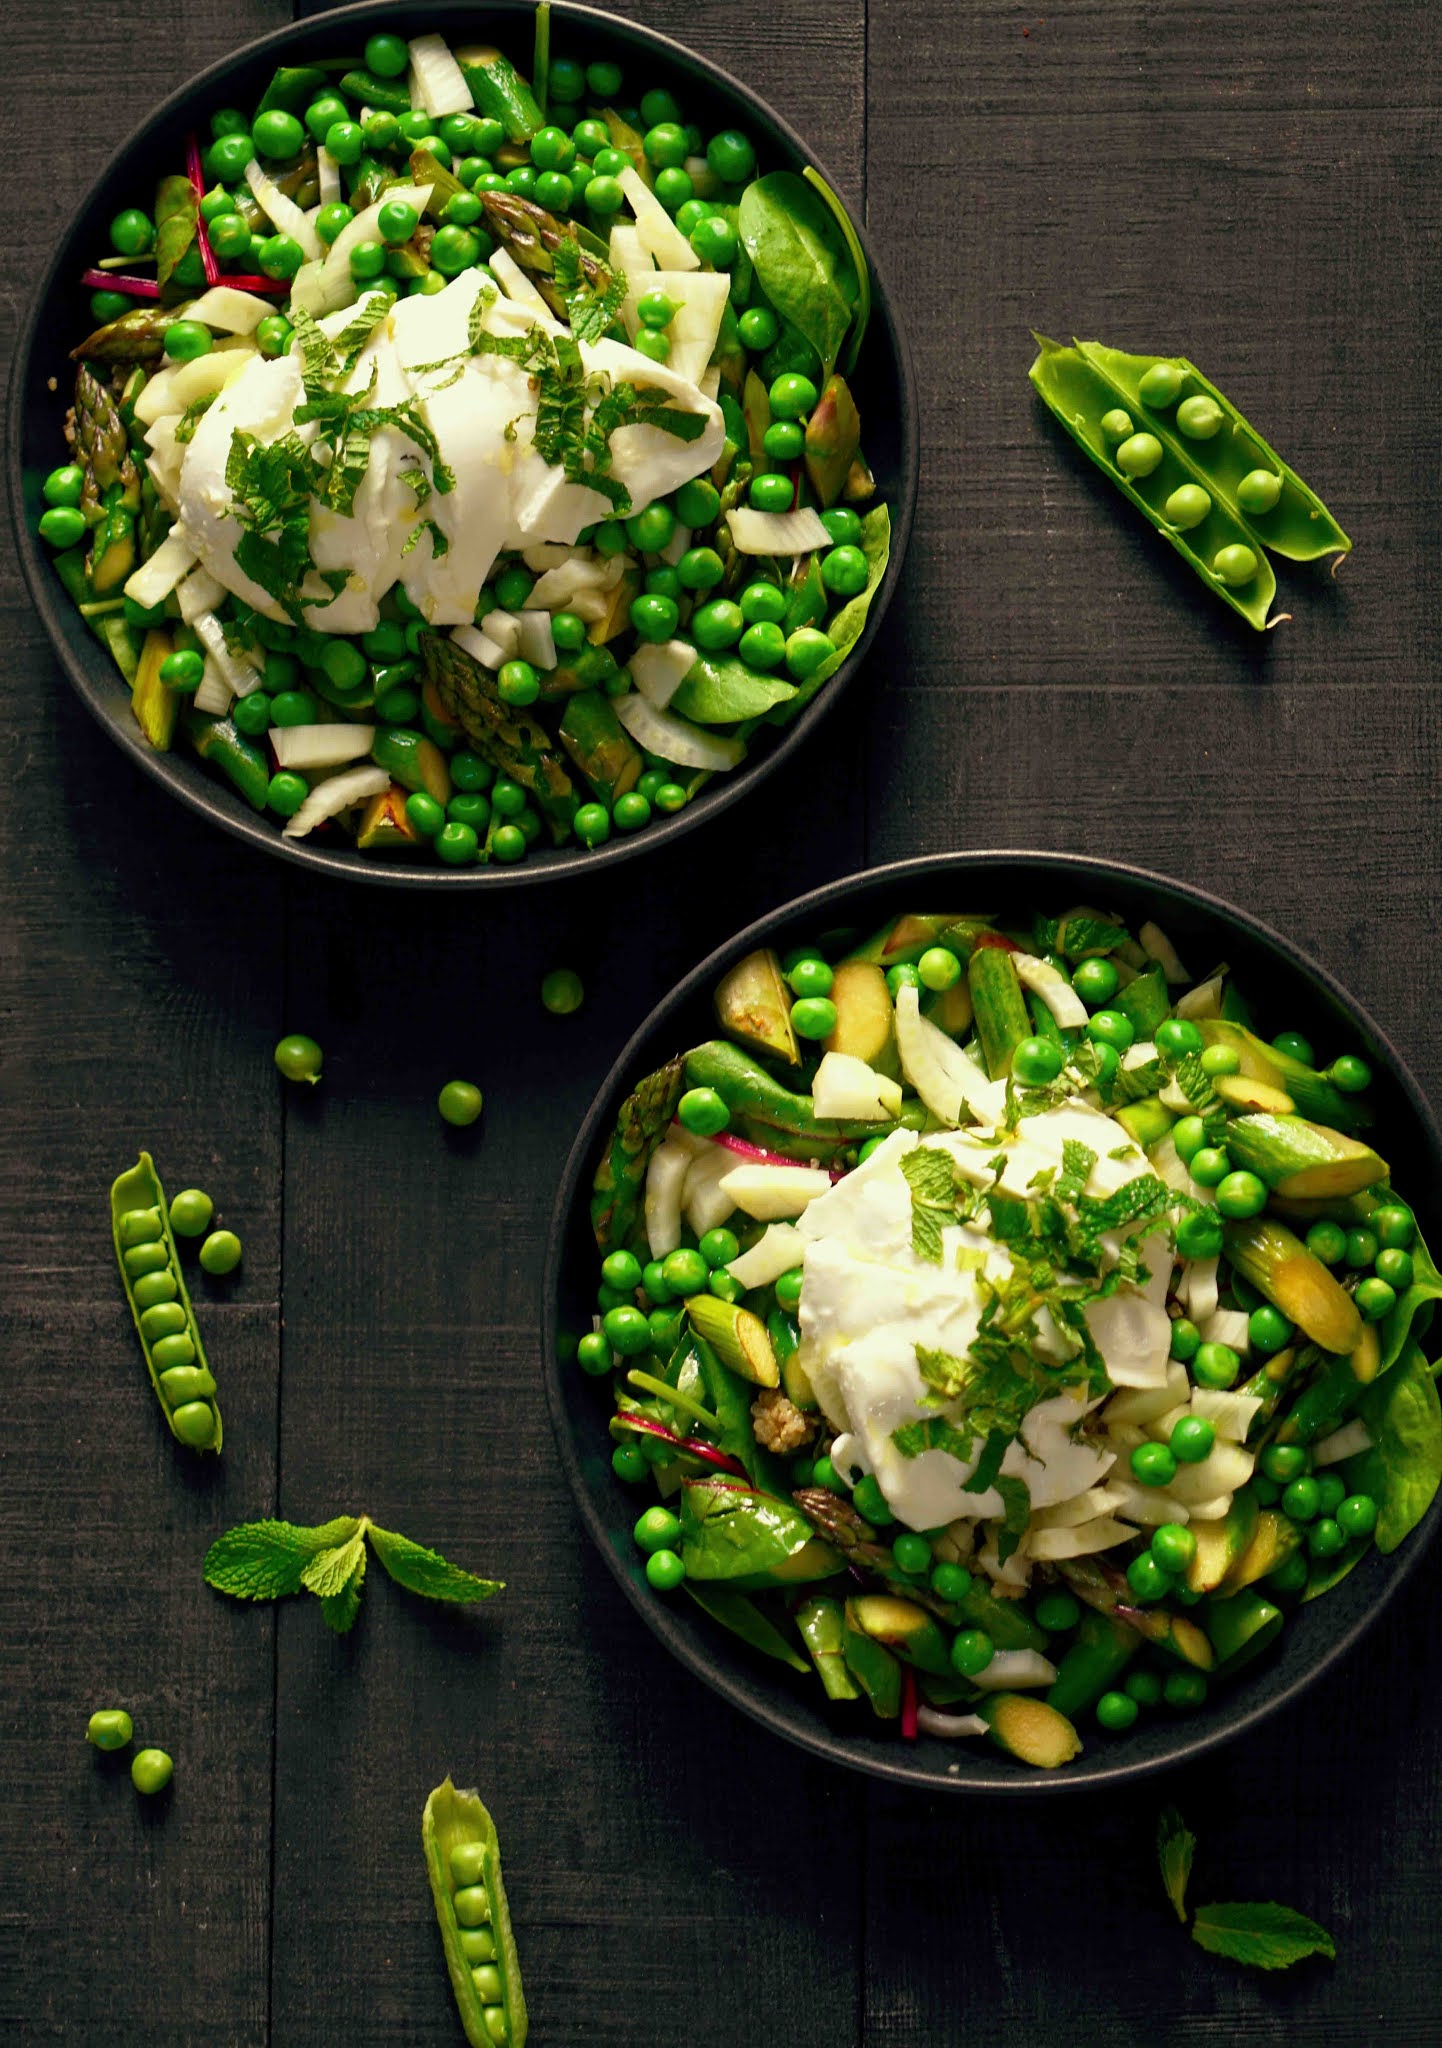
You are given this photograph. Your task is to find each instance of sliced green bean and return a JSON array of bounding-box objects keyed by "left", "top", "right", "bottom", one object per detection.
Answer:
[
  {"left": 110, "top": 1153, "right": 221, "bottom": 1453},
  {"left": 423, "top": 1778, "right": 527, "bottom": 2048}
]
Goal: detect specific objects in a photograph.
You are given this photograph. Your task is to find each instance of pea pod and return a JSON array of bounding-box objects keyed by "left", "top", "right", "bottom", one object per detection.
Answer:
[
  {"left": 422, "top": 1777, "right": 527, "bottom": 2048},
  {"left": 1030, "top": 336, "right": 1351, "bottom": 630},
  {"left": 184, "top": 712, "right": 270, "bottom": 812},
  {"left": 111, "top": 1153, "right": 221, "bottom": 1452}
]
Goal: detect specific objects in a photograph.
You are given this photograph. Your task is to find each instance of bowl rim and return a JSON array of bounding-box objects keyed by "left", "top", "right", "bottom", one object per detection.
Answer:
[
  {"left": 6, "top": 0, "right": 917, "bottom": 891},
  {"left": 542, "top": 848, "right": 1442, "bottom": 1795}
]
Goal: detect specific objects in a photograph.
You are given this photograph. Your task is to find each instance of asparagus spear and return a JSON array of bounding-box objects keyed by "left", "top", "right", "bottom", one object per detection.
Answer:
[
  {"left": 557, "top": 690, "right": 642, "bottom": 805},
  {"left": 1197, "top": 1020, "right": 1373, "bottom": 1132},
  {"left": 845, "top": 1593, "right": 953, "bottom": 1677},
  {"left": 1058, "top": 1556, "right": 1214, "bottom": 1669},
  {"left": 968, "top": 944, "right": 1032, "bottom": 1079},
  {"left": 794, "top": 1593, "right": 860, "bottom": 1699},
  {"left": 1045, "top": 1609, "right": 1138, "bottom": 1718},
  {"left": 477, "top": 190, "right": 618, "bottom": 319},
  {"left": 682, "top": 1040, "right": 891, "bottom": 1147},
  {"left": 1238, "top": 1342, "right": 1310, "bottom": 1435},
  {"left": 66, "top": 363, "right": 140, "bottom": 596},
  {"left": 715, "top": 949, "right": 802, "bottom": 1068},
  {"left": 1224, "top": 1217, "right": 1363, "bottom": 1355},
  {"left": 978, "top": 1693, "right": 1082, "bottom": 1768},
  {"left": 70, "top": 304, "right": 180, "bottom": 364},
  {"left": 1222, "top": 1114, "right": 1386, "bottom": 1200},
  {"left": 419, "top": 632, "right": 577, "bottom": 840},
  {"left": 590, "top": 1057, "right": 685, "bottom": 1253}
]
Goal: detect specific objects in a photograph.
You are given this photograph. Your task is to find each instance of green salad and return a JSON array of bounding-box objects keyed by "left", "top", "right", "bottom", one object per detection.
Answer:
[
  {"left": 580, "top": 907, "right": 1442, "bottom": 1770},
  {"left": 35, "top": 11, "right": 888, "bottom": 864}
]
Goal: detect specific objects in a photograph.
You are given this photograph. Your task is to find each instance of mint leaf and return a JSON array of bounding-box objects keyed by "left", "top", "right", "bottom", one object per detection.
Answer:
[
  {"left": 900, "top": 1148, "right": 955, "bottom": 1263},
  {"left": 369, "top": 1524, "right": 505, "bottom": 1606},
  {"left": 203, "top": 1516, "right": 361, "bottom": 1600},
  {"left": 300, "top": 1527, "right": 369, "bottom": 1598},
  {"left": 1157, "top": 1806, "right": 1195, "bottom": 1924},
  {"left": 993, "top": 1475, "right": 1030, "bottom": 1563},
  {"left": 318, "top": 1543, "right": 367, "bottom": 1635},
  {"left": 1191, "top": 1901, "right": 1335, "bottom": 1971},
  {"left": 916, "top": 1344, "right": 969, "bottom": 1401}
]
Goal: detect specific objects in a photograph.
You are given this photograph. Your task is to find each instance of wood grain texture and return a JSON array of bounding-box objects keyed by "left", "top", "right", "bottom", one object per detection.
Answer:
[{"left": 3, "top": 0, "right": 1442, "bottom": 2041}]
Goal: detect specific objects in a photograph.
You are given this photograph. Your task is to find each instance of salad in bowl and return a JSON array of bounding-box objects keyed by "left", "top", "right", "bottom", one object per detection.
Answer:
[
  {"left": 563, "top": 889, "right": 1442, "bottom": 1776},
  {"left": 22, "top": 7, "right": 899, "bottom": 872}
]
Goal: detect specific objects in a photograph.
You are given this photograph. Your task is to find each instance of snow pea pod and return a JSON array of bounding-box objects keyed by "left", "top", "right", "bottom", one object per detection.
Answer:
[
  {"left": 110, "top": 1152, "right": 221, "bottom": 1452},
  {"left": 423, "top": 1778, "right": 527, "bottom": 2048},
  {"left": 1030, "top": 336, "right": 1349, "bottom": 629}
]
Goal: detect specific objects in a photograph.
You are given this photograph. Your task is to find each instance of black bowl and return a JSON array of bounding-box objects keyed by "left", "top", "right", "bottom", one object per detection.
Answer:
[
  {"left": 543, "top": 851, "right": 1442, "bottom": 1793},
  {"left": 7, "top": 0, "right": 916, "bottom": 890}
]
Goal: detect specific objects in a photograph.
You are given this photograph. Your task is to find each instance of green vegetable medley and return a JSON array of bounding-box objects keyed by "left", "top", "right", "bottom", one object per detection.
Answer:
[
  {"left": 37, "top": 12, "right": 890, "bottom": 866},
  {"left": 580, "top": 905, "right": 1442, "bottom": 1770}
]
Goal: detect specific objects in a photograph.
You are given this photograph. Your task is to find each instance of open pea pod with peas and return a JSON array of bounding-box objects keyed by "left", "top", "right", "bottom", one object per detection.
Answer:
[
  {"left": 111, "top": 1152, "right": 221, "bottom": 1451},
  {"left": 1029, "top": 336, "right": 1351, "bottom": 630}
]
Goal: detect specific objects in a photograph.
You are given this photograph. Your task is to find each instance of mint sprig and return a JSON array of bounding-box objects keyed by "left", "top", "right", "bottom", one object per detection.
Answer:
[
  {"left": 1156, "top": 1808, "right": 1334, "bottom": 1970},
  {"left": 204, "top": 1514, "right": 503, "bottom": 1635}
]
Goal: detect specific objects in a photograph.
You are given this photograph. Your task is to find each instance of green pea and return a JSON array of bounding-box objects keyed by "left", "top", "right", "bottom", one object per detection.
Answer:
[
  {"left": 774, "top": 1268, "right": 804, "bottom": 1314},
  {"left": 1170, "top": 1415, "right": 1215, "bottom": 1464},
  {"left": 646, "top": 1548, "right": 685, "bottom": 1591},
  {"left": 1215, "top": 1170, "right": 1267, "bottom": 1219},
  {"left": 198, "top": 1231, "right": 242, "bottom": 1277},
  {"left": 851, "top": 1475, "right": 893, "bottom": 1526},
  {"left": 950, "top": 1629, "right": 994, "bottom": 1678},
  {"left": 885, "top": 963, "right": 921, "bottom": 999},
  {"left": 1355, "top": 1276, "right": 1397, "bottom": 1321},
  {"left": 1124, "top": 1669, "right": 1164, "bottom": 1706},
  {"left": 576, "top": 1332, "right": 611, "bottom": 1376},
  {"left": 158, "top": 1366, "right": 217, "bottom": 1408},
  {"left": 1130, "top": 1442, "right": 1177, "bottom": 1488},
  {"left": 635, "top": 1506, "right": 682, "bottom": 1555},
  {"left": 1012, "top": 1037, "right": 1064, "bottom": 1086},
  {"left": 1345, "top": 1227, "right": 1380, "bottom": 1269},
  {"left": 256, "top": 314, "right": 293, "bottom": 359},
  {"left": 574, "top": 802, "right": 610, "bottom": 847},
  {"left": 123, "top": 1241, "right": 170, "bottom": 1278},
  {"left": 150, "top": 1331, "right": 196, "bottom": 1374},
  {"left": 892, "top": 1532, "right": 933, "bottom": 1576},
  {"left": 769, "top": 373, "right": 817, "bottom": 421},
  {"left": 1199, "top": 1042, "right": 1241, "bottom": 1076},
  {"left": 706, "top": 127, "right": 756, "bottom": 182},
  {"left": 791, "top": 997, "right": 837, "bottom": 1041},
  {"left": 1176, "top": 1210, "right": 1224, "bottom": 1260},
  {"left": 1235, "top": 467, "right": 1282, "bottom": 515},
  {"left": 662, "top": 1248, "right": 709, "bottom": 1298},
  {"left": 1115, "top": 432, "right": 1164, "bottom": 478},
  {"left": 1327, "top": 1054, "right": 1371, "bottom": 1097},
  {"left": 274, "top": 1034, "right": 323, "bottom": 1083},
  {"left": 42, "top": 464, "right": 86, "bottom": 509},
  {"left": 168, "top": 1188, "right": 213, "bottom": 1238},
  {"left": 1138, "top": 361, "right": 1184, "bottom": 408},
  {"left": 163, "top": 320, "right": 212, "bottom": 363},
  {"left": 541, "top": 969, "right": 584, "bottom": 1015},
  {"left": 131, "top": 1747, "right": 174, "bottom": 1794},
  {"left": 1212, "top": 543, "right": 1259, "bottom": 587},
  {"left": 1302, "top": 1218, "right": 1347, "bottom": 1266},
  {"left": 1169, "top": 1318, "right": 1201, "bottom": 1362},
  {"left": 1072, "top": 956, "right": 1119, "bottom": 1006},
  {"left": 677, "top": 1087, "right": 728, "bottom": 1138},
  {"left": 87, "top": 1708, "right": 134, "bottom": 1750},
  {"left": 119, "top": 1206, "right": 164, "bottom": 1247},
  {"left": 1099, "top": 408, "right": 1133, "bottom": 444},
  {"left": 1032, "top": 1591, "right": 1080, "bottom": 1633},
  {"left": 749, "top": 472, "right": 794, "bottom": 514},
  {"left": 1164, "top": 483, "right": 1212, "bottom": 530},
  {"left": 1281, "top": 1474, "right": 1321, "bottom": 1523},
  {"left": 1373, "top": 1203, "right": 1415, "bottom": 1250},
  {"left": 1150, "top": 1523, "right": 1196, "bottom": 1575},
  {"left": 438, "top": 1081, "right": 484, "bottom": 1128},
  {"left": 1162, "top": 1670, "right": 1208, "bottom": 1710},
  {"left": 1097, "top": 1690, "right": 1140, "bottom": 1731},
  {"left": 1337, "top": 1492, "right": 1378, "bottom": 1539},
  {"left": 132, "top": 1269, "right": 179, "bottom": 1309},
  {"left": 1177, "top": 394, "right": 1225, "bottom": 440},
  {"left": 1192, "top": 1340, "right": 1240, "bottom": 1389},
  {"left": 365, "top": 30, "right": 410, "bottom": 75},
  {"left": 1126, "top": 1553, "right": 1174, "bottom": 1602},
  {"left": 453, "top": 1884, "right": 492, "bottom": 1928},
  {"left": 139, "top": 1301, "right": 188, "bottom": 1344},
  {"left": 1248, "top": 1304, "right": 1293, "bottom": 1353}
]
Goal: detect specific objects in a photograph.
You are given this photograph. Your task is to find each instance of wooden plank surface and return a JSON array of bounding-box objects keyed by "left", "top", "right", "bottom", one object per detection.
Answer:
[{"left": 3, "top": 0, "right": 1441, "bottom": 2042}]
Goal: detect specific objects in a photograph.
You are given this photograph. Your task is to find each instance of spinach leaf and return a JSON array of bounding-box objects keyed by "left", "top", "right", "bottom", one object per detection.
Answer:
[
  {"left": 1346, "top": 1343, "right": 1442, "bottom": 1552},
  {"left": 768, "top": 503, "right": 892, "bottom": 726},
  {"left": 684, "top": 1583, "right": 809, "bottom": 1672},
  {"left": 678, "top": 1478, "right": 823, "bottom": 1582},
  {"left": 669, "top": 655, "right": 797, "bottom": 725},
  {"left": 802, "top": 167, "right": 871, "bottom": 376},
  {"left": 688, "top": 1333, "right": 790, "bottom": 1494},
  {"left": 1378, "top": 1225, "right": 1442, "bottom": 1375},
  {"left": 155, "top": 174, "right": 199, "bottom": 296},
  {"left": 738, "top": 172, "right": 859, "bottom": 380}
]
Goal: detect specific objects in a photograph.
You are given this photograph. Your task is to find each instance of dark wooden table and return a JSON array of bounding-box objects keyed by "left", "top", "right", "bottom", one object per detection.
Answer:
[{"left": 5, "top": 2, "right": 1441, "bottom": 2041}]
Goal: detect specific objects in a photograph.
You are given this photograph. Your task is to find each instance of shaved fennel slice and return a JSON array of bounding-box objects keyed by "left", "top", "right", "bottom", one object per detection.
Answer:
[
  {"left": 123, "top": 528, "right": 197, "bottom": 607},
  {"left": 682, "top": 1146, "right": 736, "bottom": 1237},
  {"left": 726, "top": 506, "right": 830, "bottom": 555},
  {"left": 450, "top": 623, "right": 507, "bottom": 671},
  {"left": 630, "top": 640, "right": 696, "bottom": 710},
  {"left": 317, "top": 147, "right": 341, "bottom": 206},
  {"left": 270, "top": 724, "right": 377, "bottom": 771},
  {"left": 192, "top": 610, "right": 261, "bottom": 696},
  {"left": 1140, "top": 921, "right": 1190, "bottom": 984},
  {"left": 612, "top": 695, "right": 743, "bottom": 771},
  {"left": 1012, "top": 951, "right": 1089, "bottom": 1028},
  {"left": 618, "top": 166, "right": 698, "bottom": 270},
  {"left": 282, "top": 764, "right": 389, "bottom": 839},
  {"left": 192, "top": 660, "right": 234, "bottom": 716},
  {"left": 968, "top": 1650, "right": 1057, "bottom": 1692},
  {"left": 181, "top": 285, "right": 271, "bottom": 334},
  {"left": 516, "top": 611, "right": 556, "bottom": 670},
  {"left": 644, "top": 1137, "right": 691, "bottom": 1258},
  {"left": 727, "top": 1223, "right": 807, "bottom": 1291},
  {"left": 893, "top": 983, "right": 999, "bottom": 1127},
  {"left": 1313, "top": 1418, "right": 1374, "bottom": 1466},
  {"left": 244, "top": 159, "right": 323, "bottom": 260},
  {"left": 407, "top": 34, "right": 473, "bottom": 117},
  {"left": 175, "top": 565, "right": 227, "bottom": 622}
]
